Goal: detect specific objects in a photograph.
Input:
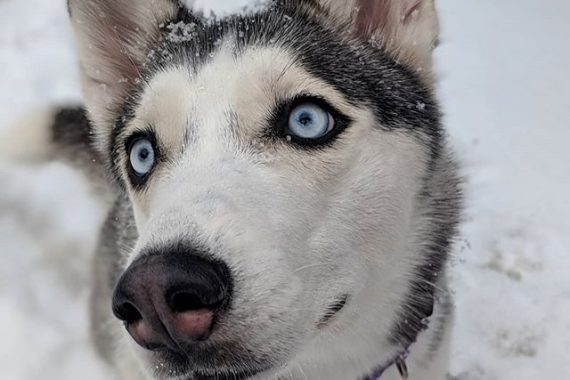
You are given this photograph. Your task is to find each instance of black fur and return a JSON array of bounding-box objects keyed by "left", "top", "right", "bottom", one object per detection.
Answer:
[
  {"left": 51, "top": 107, "right": 98, "bottom": 162},
  {"left": 93, "top": 0, "right": 458, "bottom": 350},
  {"left": 104, "top": 4, "right": 456, "bottom": 352},
  {"left": 108, "top": 2, "right": 441, "bottom": 187},
  {"left": 388, "top": 153, "right": 462, "bottom": 349},
  {"left": 72, "top": 1, "right": 462, "bottom": 377}
]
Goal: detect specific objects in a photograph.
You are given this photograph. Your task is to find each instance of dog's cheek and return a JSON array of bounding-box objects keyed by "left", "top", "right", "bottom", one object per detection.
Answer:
[{"left": 319, "top": 130, "right": 428, "bottom": 281}]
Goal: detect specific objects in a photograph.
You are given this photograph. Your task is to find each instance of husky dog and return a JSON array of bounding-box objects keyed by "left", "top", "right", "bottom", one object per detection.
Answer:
[{"left": 1, "top": 0, "right": 461, "bottom": 379}]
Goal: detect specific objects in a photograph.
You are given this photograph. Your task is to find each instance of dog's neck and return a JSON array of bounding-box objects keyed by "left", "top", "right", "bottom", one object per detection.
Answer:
[{"left": 358, "top": 293, "right": 435, "bottom": 380}]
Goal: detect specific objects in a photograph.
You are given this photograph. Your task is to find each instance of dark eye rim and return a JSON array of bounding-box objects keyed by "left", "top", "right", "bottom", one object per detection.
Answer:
[
  {"left": 124, "top": 131, "right": 160, "bottom": 188},
  {"left": 269, "top": 95, "right": 351, "bottom": 148}
]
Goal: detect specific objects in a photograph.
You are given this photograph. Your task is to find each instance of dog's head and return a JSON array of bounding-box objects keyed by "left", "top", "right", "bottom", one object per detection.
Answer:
[{"left": 69, "top": 0, "right": 447, "bottom": 378}]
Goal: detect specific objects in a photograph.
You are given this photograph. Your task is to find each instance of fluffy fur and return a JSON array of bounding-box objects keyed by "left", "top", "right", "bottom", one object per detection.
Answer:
[{"left": 3, "top": 1, "right": 462, "bottom": 379}]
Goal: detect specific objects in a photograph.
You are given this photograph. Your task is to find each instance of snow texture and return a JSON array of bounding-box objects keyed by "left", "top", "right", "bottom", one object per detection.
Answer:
[
  {"left": 0, "top": 0, "right": 569, "bottom": 379},
  {"left": 186, "top": 0, "right": 270, "bottom": 17}
]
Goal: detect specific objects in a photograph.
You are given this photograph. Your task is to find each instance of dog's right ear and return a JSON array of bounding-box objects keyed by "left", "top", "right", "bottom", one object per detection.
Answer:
[
  {"left": 310, "top": 0, "right": 440, "bottom": 80},
  {"left": 68, "top": 0, "right": 179, "bottom": 134}
]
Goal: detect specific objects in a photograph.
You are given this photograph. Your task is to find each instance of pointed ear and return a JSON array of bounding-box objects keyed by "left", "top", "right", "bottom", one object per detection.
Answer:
[
  {"left": 68, "top": 0, "right": 179, "bottom": 131},
  {"left": 317, "top": 0, "right": 439, "bottom": 77}
]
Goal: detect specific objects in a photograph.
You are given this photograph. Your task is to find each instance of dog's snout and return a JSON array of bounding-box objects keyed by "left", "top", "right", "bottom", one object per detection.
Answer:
[{"left": 112, "top": 248, "right": 232, "bottom": 352}]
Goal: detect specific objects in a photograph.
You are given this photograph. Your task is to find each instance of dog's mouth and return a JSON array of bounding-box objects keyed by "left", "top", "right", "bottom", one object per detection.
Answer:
[
  {"left": 151, "top": 344, "right": 272, "bottom": 380},
  {"left": 318, "top": 294, "right": 349, "bottom": 328},
  {"left": 190, "top": 368, "right": 266, "bottom": 380},
  {"left": 178, "top": 363, "right": 271, "bottom": 380},
  {"left": 146, "top": 295, "right": 350, "bottom": 379},
  {"left": 170, "top": 294, "right": 350, "bottom": 378}
]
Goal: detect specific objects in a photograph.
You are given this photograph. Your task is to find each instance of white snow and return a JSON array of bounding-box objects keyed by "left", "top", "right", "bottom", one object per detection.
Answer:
[
  {"left": 0, "top": 1, "right": 569, "bottom": 379},
  {"left": 186, "top": 0, "right": 270, "bottom": 17},
  {"left": 436, "top": 1, "right": 570, "bottom": 378}
]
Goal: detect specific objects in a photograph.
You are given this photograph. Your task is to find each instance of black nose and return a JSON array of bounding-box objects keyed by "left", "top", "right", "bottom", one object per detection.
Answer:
[{"left": 112, "top": 247, "right": 232, "bottom": 352}]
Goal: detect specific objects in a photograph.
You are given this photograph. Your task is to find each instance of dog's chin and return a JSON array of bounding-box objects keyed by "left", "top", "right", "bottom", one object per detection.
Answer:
[
  {"left": 155, "top": 361, "right": 272, "bottom": 380},
  {"left": 168, "top": 365, "right": 273, "bottom": 380},
  {"left": 185, "top": 368, "right": 271, "bottom": 380},
  {"left": 146, "top": 345, "right": 275, "bottom": 380}
]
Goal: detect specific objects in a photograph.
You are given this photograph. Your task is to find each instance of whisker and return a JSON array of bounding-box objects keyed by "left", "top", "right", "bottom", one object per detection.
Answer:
[{"left": 293, "top": 263, "right": 330, "bottom": 273}]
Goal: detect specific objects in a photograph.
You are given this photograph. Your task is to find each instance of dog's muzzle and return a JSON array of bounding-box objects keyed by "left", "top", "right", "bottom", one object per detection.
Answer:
[{"left": 111, "top": 246, "right": 232, "bottom": 352}]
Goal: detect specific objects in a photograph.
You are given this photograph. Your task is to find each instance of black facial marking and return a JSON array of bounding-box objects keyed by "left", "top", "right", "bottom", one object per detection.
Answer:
[
  {"left": 108, "top": 2, "right": 441, "bottom": 185},
  {"left": 96, "top": 2, "right": 462, "bottom": 366}
]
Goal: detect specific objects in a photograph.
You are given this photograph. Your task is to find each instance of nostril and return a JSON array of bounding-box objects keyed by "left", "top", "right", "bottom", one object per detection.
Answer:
[
  {"left": 169, "top": 292, "right": 216, "bottom": 313},
  {"left": 111, "top": 251, "right": 233, "bottom": 350},
  {"left": 115, "top": 302, "right": 143, "bottom": 324}
]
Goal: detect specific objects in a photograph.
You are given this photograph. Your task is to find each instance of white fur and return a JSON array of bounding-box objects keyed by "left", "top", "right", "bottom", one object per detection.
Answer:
[
  {"left": 113, "top": 44, "right": 448, "bottom": 380},
  {"left": 66, "top": 1, "right": 452, "bottom": 379}
]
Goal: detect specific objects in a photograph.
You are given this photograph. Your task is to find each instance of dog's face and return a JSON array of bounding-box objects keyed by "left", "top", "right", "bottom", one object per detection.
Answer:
[{"left": 69, "top": 1, "right": 441, "bottom": 378}]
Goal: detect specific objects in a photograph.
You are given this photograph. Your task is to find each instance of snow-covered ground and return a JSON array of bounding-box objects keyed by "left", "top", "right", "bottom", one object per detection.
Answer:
[{"left": 0, "top": 1, "right": 568, "bottom": 379}]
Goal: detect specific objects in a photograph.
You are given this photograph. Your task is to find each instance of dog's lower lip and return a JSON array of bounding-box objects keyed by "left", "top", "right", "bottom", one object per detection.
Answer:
[
  {"left": 318, "top": 294, "right": 349, "bottom": 328},
  {"left": 192, "top": 367, "right": 267, "bottom": 380},
  {"left": 193, "top": 374, "right": 246, "bottom": 380},
  {"left": 154, "top": 347, "right": 270, "bottom": 380}
]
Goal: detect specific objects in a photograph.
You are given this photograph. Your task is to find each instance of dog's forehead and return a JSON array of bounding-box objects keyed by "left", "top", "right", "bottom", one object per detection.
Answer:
[
  {"left": 146, "top": 7, "right": 437, "bottom": 130},
  {"left": 151, "top": 8, "right": 359, "bottom": 104},
  {"left": 115, "top": 5, "right": 439, "bottom": 159},
  {"left": 133, "top": 44, "right": 353, "bottom": 143}
]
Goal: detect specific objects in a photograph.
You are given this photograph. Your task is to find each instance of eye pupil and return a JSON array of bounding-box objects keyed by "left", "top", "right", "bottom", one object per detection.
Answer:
[
  {"left": 138, "top": 149, "right": 149, "bottom": 160},
  {"left": 299, "top": 113, "right": 312, "bottom": 126},
  {"left": 288, "top": 102, "right": 334, "bottom": 141}
]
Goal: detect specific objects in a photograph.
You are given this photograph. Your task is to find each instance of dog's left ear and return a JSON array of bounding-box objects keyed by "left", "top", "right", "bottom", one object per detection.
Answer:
[
  {"left": 68, "top": 0, "right": 179, "bottom": 134},
  {"left": 314, "top": 0, "right": 439, "bottom": 77}
]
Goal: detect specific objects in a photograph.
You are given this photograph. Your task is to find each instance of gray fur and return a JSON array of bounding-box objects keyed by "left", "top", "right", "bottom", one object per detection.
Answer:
[{"left": 22, "top": 1, "right": 465, "bottom": 379}]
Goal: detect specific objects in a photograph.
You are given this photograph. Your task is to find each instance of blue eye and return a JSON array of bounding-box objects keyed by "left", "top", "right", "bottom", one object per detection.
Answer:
[
  {"left": 288, "top": 103, "right": 334, "bottom": 140},
  {"left": 129, "top": 138, "right": 155, "bottom": 177}
]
